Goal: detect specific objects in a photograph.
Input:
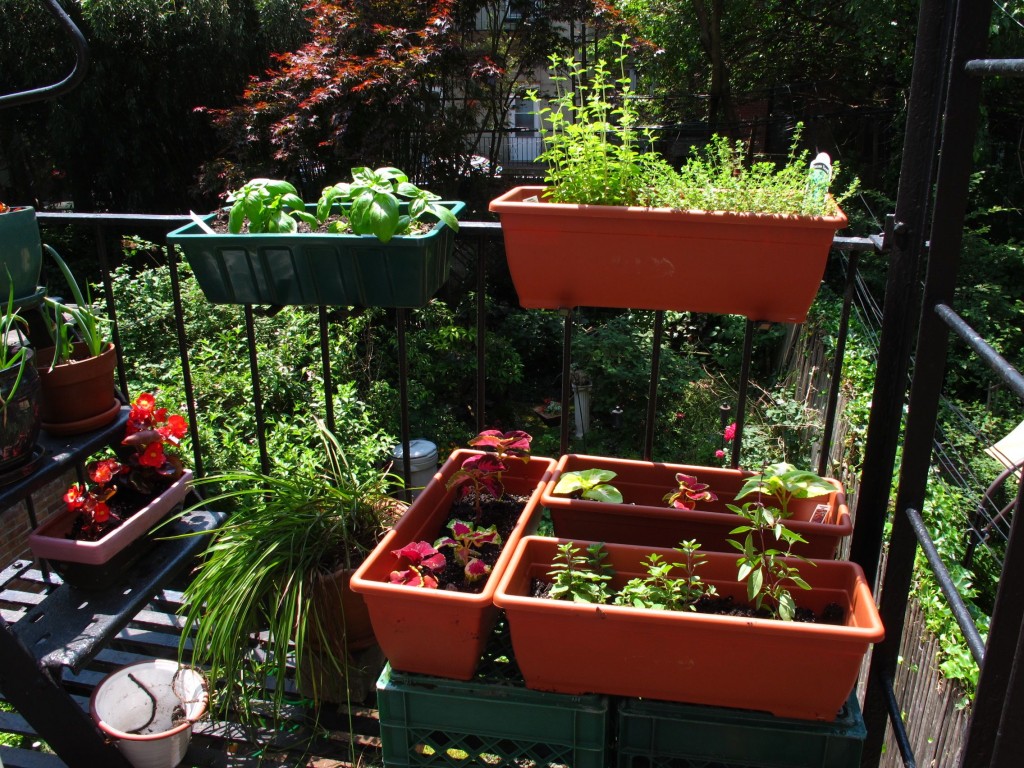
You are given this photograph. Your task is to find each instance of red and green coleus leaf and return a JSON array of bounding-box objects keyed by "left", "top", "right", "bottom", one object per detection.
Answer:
[
  {"left": 391, "top": 540, "right": 446, "bottom": 571},
  {"left": 463, "top": 557, "right": 491, "bottom": 583},
  {"left": 435, "top": 520, "right": 501, "bottom": 565},
  {"left": 663, "top": 472, "right": 718, "bottom": 510},
  {"left": 446, "top": 453, "right": 506, "bottom": 498},
  {"left": 388, "top": 540, "right": 446, "bottom": 589},
  {"left": 388, "top": 566, "right": 439, "bottom": 589},
  {"left": 469, "top": 429, "right": 532, "bottom": 461}
]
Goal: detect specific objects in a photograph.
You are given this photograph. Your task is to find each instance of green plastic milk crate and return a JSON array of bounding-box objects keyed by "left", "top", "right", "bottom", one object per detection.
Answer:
[
  {"left": 616, "top": 692, "right": 867, "bottom": 768},
  {"left": 377, "top": 663, "right": 612, "bottom": 768}
]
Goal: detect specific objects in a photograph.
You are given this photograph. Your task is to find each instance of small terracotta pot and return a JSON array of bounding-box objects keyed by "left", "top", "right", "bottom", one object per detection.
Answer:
[{"left": 35, "top": 341, "right": 119, "bottom": 435}]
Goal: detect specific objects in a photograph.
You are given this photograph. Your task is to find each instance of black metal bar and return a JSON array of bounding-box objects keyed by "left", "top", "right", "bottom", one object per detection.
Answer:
[
  {"left": 559, "top": 309, "right": 573, "bottom": 456},
  {"left": 850, "top": 0, "right": 953, "bottom": 593},
  {"left": 905, "top": 506, "right": 986, "bottom": 663},
  {"left": 731, "top": 319, "right": 754, "bottom": 469},
  {"left": 967, "top": 449, "right": 1024, "bottom": 766},
  {"left": 165, "top": 236, "right": 203, "bottom": 478},
  {"left": 0, "top": 0, "right": 90, "bottom": 109},
  {"left": 833, "top": 235, "right": 884, "bottom": 252},
  {"left": 818, "top": 251, "right": 860, "bottom": 477},
  {"left": 243, "top": 305, "right": 270, "bottom": 475},
  {"left": 396, "top": 309, "right": 413, "bottom": 503},
  {"left": 879, "top": 670, "right": 918, "bottom": 768},
  {"left": 93, "top": 223, "right": 129, "bottom": 400},
  {"left": 935, "top": 304, "right": 1024, "bottom": 399},
  {"left": 991, "top": 529, "right": 1024, "bottom": 766},
  {"left": 319, "top": 307, "right": 336, "bottom": 436},
  {"left": 857, "top": 0, "right": 959, "bottom": 762},
  {"left": 642, "top": 311, "right": 664, "bottom": 461},
  {"left": 964, "top": 58, "right": 1024, "bottom": 76},
  {"left": 867, "top": 1, "right": 993, "bottom": 766},
  {"left": 476, "top": 235, "right": 487, "bottom": 435}
]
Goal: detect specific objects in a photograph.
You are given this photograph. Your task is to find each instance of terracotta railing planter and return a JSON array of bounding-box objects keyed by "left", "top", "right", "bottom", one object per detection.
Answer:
[{"left": 489, "top": 186, "right": 846, "bottom": 322}]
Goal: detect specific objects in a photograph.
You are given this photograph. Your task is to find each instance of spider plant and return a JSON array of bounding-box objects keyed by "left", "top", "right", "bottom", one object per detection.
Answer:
[
  {"left": 1, "top": 277, "right": 30, "bottom": 414},
  {"left": 41, "top": 244, "right": 110, "bottom": 365},
  {"left": 172, "top": 418, "right": 403, "bottom": 726}
]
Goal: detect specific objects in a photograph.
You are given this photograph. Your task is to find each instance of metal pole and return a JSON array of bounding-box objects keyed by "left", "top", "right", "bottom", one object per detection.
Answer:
[{"left": 642, "top": 311, "right": 664, "bottom": 461}]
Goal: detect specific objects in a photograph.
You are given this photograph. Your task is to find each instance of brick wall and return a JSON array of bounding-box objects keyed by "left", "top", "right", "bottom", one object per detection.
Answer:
[{"left": 0, "top": 469, "right": 77, "bottom": 567}]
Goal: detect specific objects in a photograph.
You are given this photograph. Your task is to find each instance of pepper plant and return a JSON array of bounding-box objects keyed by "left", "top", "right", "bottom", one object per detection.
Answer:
[
  {"left": 547, "top": 541, "right": 615, "bottom": 603},
  {"left": 727, "top": 501, "right": 812, "bottom": 621}
]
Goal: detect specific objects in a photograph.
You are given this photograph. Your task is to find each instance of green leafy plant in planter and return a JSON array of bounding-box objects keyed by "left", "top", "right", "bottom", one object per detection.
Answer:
[
  {"left": 734, "top": 462, "right": 835, "bottom": 517},
  {"left": 41, "top": 244, "right": 110, "bottom": 365},
  {"left": 551, "top": 468, "right": 623, "bottom": 504},
  {"left": 0, "top": 280, "right": 31, "bottom": 410},
  {"left": 226, "top": 178, "right": 317, "bottom": 233},
  {"left": 174, "top": 418, "right": 404, "bottom": 723},
  {"left": 531, "top": 37, "right": 858, "bottom": 214},
  {"left": 317, "top": 166, "right": 460, "bottom": 242},
  {"left": 0, "top": 278, "right": 40, "bottom": 472},
  {"left": 226, "top": 167, "right": 460, "bottom": 243},
  {"left": 548, "top": 541, "right": 615, "bottom": 603}
]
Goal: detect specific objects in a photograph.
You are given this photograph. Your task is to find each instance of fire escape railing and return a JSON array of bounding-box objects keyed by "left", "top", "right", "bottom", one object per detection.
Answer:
[{"left": 852, "top": 1, "right": 1024, "bottom": 766}]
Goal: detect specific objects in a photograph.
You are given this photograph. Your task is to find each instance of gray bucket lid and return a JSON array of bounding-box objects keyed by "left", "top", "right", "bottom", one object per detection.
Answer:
[{"left": 392, "top": 439, "right": 438, "bottom": 464}]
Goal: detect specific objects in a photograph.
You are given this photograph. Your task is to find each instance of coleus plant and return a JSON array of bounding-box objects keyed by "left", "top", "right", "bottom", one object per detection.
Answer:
[
  {"left": 446, "top": 429, "right": 532, "bottom": 522},
  {"left": 434, "top": 520, "right": 502, "bottom": 584},
  {"left": 388, "top": 541, "right": 446, "bottom": 588},
  {"left": 663, "top": 472, "right": 718, "bottom": 510}
]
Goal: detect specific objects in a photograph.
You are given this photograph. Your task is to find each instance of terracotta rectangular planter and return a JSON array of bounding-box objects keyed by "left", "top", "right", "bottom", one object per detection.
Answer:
[
  {"left": 29, "top": 470, "right": 193, "bottom": 569},
  {"left": 541, "top": 455, "right": 851, "bottom": 559},
  {"left": 167, "top": 202, "right": 464, "bottom": 307},
  {"left": 494, "top": 536, "right": 884, "bottom": 721},
  {"left": 350, "top": 450, "right": 556, "bottom": 680},
  {"left": 489, "top": 186, "right": 847, "bottom": 322}
]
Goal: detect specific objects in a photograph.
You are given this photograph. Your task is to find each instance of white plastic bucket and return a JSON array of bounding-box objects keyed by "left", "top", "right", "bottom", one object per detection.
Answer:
[
  {"left": 90, "top": 659, "right": 208, "bottom": 768},
  {"left": 392, "top": 439, "right": 438, "bottom": 498}
]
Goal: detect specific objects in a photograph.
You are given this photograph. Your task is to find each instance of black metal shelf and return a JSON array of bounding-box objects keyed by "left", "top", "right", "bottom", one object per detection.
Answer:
[{"left": 0, "top": 416, "right": 227, "bottom": 767}]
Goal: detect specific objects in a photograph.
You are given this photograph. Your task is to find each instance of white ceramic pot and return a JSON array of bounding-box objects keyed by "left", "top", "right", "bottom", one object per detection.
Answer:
[{"left": 90, "top": 659, "right": 208, "bottom": 768}]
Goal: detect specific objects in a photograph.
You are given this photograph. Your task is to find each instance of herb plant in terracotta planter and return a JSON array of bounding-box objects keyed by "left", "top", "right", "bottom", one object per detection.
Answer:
[
  {"left": 175, "top": 418, "right": 405, "bottom": 722},
  {"left": 28, "top": 392, "right": 193, "bottom": 589},
  {"left": 542, "top": 455, "right": 851, "bottom": 558},
  {"left": 494, "top": 519, "right": 884, "bottom": 720},
  {"left": 167, "top": 168, "right": 464, "bottom": 307},
  {"left": 351, "top": 430, "right": 556, "bottom": 680},
  {"left": 489, "top": 42, "right": 855, "bottom": 322},
  {"left": 36, "top": 245, "right": 120, "bottom": 434}
]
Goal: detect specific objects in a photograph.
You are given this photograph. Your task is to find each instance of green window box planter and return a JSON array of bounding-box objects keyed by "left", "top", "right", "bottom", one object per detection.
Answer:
[{"left": 167, "top": 201, "right": 464, "bottom": 307}]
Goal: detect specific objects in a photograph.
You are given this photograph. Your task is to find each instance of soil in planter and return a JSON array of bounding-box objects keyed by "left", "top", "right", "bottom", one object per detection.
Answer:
[
  {"left": 68, "top": 476, "right": 175, "bottom": 542},
  {"left": 433, "top": 492, "right": 529, "bottom": 594},
  {"left": 529, "top": 579, "right": 846, "bottom": 625}
]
